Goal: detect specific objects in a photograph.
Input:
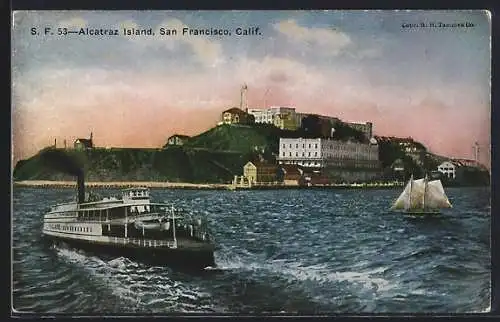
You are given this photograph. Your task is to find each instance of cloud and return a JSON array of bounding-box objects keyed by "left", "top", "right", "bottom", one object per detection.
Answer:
[
  {"left": 233, "top": 56, "right": 327, "bottom": 96},
  {"left": 273, "top": 19, "right": 352, "bottom": 56},
  {"left": 157, "top": 18, "right": 224, "bottom": 67},
  {"left": 116, "top": 18, "right": 224, "bottom": 67}
]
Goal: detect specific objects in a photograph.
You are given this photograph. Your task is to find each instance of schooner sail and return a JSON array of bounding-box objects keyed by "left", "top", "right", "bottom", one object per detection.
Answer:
[{"left": 391, "top": 175, "right": 452, "bottom": 214}]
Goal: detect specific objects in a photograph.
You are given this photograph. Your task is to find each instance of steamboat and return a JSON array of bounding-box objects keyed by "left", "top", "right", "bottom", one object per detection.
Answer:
[{"left": 42, "top": 174, "right": 216, "bottom": 270}]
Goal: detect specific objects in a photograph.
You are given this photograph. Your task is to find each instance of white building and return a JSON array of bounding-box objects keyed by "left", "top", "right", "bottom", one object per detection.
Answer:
[
  {"left": 247, "top": 106, "right": 300, "bottom": 130},
  {"left": 437, "top": 161, "right": 456, "bottom": 179},
  {"left": 277, "top": 137, "right": 380, "bottom": 169},
  {"left": 344, "top": 121, "right": 373, "bottom": 140}
]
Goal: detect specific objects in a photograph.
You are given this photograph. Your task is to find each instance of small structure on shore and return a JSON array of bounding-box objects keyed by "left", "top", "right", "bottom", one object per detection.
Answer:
[
  {"left": 243, "top": 161, "right": 277, "bottom": 184},
  {"left": 164, "top": 134, "right": 190, "bottom": 147},
  {"left": 74, "top": 132, "right": 94, "bottom": 150},
  {"left": 277, "top": 164, "right": 303, "bottom": 185}
]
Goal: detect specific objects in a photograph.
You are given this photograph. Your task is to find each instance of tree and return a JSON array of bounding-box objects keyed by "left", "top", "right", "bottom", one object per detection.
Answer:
[{"left": 300, "top": 114, "right": 322, "bottom": 137}]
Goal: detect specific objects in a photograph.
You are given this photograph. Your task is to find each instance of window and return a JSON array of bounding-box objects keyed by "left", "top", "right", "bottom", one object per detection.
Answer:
[
  {"left": 303, "top": 144, "right": 305, "bottom": 148},
  {"left": 315, "top": 144, "right": 318, "bottom": 148},
  {"left": 315, "top": 152, "right": 318, "bottom": 157},
  {"left": 296, "top": 152, "right": 298, "bottom": 157},
  {"left": 309, "top": 144, "right": 311, "bottom": 148},
  {"left": 283, "top": 144, "right": 285, "bottom": 148},
  {"left": 296, "top": 144, "right": 298, "bottom": 148},
  {"left": 308, "top": 152, "right": 311, "bottom": 157},
  {"left": 289, "top": 152, "right": 292, "bottom": 157},
  {"left": 289, "top": 144, "right": 292, "bottom": 148},
  {"left": 282, "top": 152, "right": 285, "bottom": 156},
  {"left": 302, "top": 152, "right": 305, "bottom": 157}
]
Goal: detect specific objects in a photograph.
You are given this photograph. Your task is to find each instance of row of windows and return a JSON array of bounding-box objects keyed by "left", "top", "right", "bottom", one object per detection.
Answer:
[
  {"left": 126, "top": 190, "right": 149, "bottom": 197},
  {"left": 47, "top": 223, "right": 93, "bottom": 233},
  {"left": 282, "top": 151, "right": 376, "bottom": 158},
  {"left": 255, "top": 116, "right": 274, "bottom": 121},
  {"left": 283, "top": 161, "right": 322, "bottom": 167},
  {"left": 324, "top": 153, "right": 375, "bottom": 160},
  {"left": 283, "top": 143, "right": 319, "bottom": 149},
  {"left": 283, "top": 151, "right": 319, "bottom": 157},
  {"left": 281, "top": 143, "right": 376, "bottom": 152}
]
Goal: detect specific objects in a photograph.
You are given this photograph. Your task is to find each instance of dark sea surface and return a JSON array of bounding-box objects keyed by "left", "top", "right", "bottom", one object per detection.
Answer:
[{"left": 12, "top": 187, "right": 491, "bottom": 314}]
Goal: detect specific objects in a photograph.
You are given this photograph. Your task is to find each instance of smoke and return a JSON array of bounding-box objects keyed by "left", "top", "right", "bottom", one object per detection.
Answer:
[
  {"left": 39, "top": 148, "right": 86, "bottom": 203},
  {"left": 38, "top": 148, "right": 83, "bottom": 176}
]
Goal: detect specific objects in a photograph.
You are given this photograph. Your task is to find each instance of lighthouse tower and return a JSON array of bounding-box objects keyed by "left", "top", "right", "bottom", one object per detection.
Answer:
[
  {"left": 473, "top": 142, "right": 480, "bottom": 163},
  {"left": 240, "top": 83, "right": 248, "bottom": 113}
]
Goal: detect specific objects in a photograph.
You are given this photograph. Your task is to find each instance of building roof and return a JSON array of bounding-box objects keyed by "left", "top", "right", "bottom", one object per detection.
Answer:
[
  {"left": 222, "top": 107, "right": 247, "bottom": 115},
  {"left": 168, "top": 134, "right": 190, "bottom": 139},
  {"left": 439, "top": 160, "right": 456, "bottom": 166},
  {"left": 450, "top": 158, "right": 484, "bottom": 168},
  {"left": 373, "top": 135, "right": 415, "bottom": 143},
  {"left": 278, "top": 164, "right": 302, "bottom": 175},
  {"left": 74, "top": 138, "right": 93, "bottom": 148},
  {"left": 245, "top": 161, "right": 277, "bottom": 169}
]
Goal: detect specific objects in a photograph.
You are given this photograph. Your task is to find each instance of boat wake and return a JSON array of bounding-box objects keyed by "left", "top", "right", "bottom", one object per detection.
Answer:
[{"left": 53, "top": 246, "right": 219, "bottom": 313}]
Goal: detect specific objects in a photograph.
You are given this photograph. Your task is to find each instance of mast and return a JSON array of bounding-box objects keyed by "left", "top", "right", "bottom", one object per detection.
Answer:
[
  {"left": 422, "top": 174, "right": 428, "bottom": 210},
  {"left": 124, "top": 205, "right": 128, "bottom": 238},
  {"left": 407, "top": 174, "right": 413, "bottom": 211}
]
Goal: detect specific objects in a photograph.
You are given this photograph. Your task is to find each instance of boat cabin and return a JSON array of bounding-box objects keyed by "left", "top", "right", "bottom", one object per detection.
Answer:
[
  {"left": 122, "top": 187, "right": 151, "bottom": 212},
  {"left": 122, "top": 187, "right": 150, "bottom": 202}
]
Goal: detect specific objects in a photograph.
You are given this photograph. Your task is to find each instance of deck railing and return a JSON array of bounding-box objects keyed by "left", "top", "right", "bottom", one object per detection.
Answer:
[{"left": 110, "top": 236, "right": 177, "bottom": 248}]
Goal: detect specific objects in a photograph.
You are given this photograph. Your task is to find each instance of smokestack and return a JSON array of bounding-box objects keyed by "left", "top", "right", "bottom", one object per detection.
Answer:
[
  {"left": 77, "top": 171, "right": 85, "bottom": 204},
  {"left": 54, "top": 138, "right": 57, "bottom": 148},
  {"left": 64, "top": 139, "right": 67, "bottom": 149}
]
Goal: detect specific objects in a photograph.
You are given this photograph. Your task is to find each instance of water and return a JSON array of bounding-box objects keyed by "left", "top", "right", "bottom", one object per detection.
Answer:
[{"left": 12, "top": 187, "right": 491, "bottom": 314}]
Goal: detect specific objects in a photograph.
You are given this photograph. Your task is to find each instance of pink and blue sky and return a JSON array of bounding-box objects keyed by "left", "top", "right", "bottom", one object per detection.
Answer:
[{"left": 12, "top": 10, "right": 491, "bottom": 167}]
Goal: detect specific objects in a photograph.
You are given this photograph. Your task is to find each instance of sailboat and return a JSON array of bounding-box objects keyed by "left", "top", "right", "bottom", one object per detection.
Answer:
[{"left": 391, "top": 174, "right": 452, "bottom": 215}]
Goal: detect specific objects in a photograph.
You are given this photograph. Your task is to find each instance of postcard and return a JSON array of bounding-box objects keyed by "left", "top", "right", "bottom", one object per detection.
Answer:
[{"left": 11, "top": 10, "right": 491, "bottom": 315}]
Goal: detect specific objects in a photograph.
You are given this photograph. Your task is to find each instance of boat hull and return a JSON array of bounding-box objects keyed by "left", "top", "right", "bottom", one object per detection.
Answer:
[
  {"left": 404, "top": 209, "right": 441, "bottom": 216},
  {"left": 42, "top": 234, "right": 216, "bottom": 270}
]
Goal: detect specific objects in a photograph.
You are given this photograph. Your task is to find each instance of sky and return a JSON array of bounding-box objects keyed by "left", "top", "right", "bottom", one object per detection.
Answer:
[{"left": 11, "top": 10, "right": 491, "bottom": 168}]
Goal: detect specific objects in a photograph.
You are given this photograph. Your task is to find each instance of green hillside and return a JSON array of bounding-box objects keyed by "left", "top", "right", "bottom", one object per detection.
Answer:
[
  {"left": 13, "top": 146, "right": 248, "bottom": 183},
  {"left": 185, "top": 123, "right": 367, "bottom": 156}
]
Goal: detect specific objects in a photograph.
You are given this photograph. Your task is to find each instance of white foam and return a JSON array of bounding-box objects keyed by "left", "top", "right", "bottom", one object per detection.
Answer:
[{"left": 52, "top": 245, "right": 214, "bottom": 312}]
